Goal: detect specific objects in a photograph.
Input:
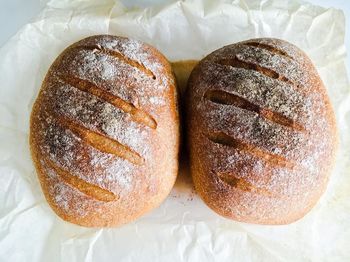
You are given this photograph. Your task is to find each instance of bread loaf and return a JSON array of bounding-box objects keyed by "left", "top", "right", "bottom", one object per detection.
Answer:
[
  {"left": 30, "top": 35, "right": 179, "bottom": 227},
  {"left": 186, "top": 38, "right": 337, "bottom": 224}
]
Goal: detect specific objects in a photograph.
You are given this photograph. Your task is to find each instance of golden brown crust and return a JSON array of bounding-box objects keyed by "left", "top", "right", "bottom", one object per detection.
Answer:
[
  {"left": 30, "top": 35, "right": 179, "bottom": 227},
  {"left": 186, "top": 38, "right": 337, "bottom": 225}
]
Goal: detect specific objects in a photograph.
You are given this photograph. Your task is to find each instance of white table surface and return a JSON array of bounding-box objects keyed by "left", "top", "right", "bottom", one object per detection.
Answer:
[{"left": 0, "top": 0, "right": 349, "bottom": 67}]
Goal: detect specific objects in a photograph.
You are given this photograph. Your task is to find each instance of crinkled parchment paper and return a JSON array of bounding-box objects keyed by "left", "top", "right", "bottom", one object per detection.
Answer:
[{"left": 0, "top": 0, "right": 349, "bottom": 261}]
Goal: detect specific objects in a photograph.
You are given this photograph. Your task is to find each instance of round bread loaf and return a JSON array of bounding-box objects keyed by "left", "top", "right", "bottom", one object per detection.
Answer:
[
  {"left": 186, "top": 38, "right": 337, "bottom": 225},
  {"left": 30, "top": 35, "right": 179, "bottom": 227}
]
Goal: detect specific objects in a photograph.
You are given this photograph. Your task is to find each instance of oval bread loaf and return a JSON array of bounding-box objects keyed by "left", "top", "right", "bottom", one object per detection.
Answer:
[
  {"left": 186, "top": 38, "right": 337, "bottom": 224},
  {"left": 30, "top": 35, "right": 179, "bottom": 227}
]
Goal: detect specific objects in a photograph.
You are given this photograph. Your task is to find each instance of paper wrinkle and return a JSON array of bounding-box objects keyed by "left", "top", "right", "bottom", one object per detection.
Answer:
[{"left": 0, "top": 0, "right": 350, "bottom": 261}]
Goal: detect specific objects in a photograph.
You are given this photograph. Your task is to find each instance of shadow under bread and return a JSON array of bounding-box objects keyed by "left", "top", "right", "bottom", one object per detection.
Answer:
[{"left": 170, "top": 60, "right": 198, "bottom": 192}]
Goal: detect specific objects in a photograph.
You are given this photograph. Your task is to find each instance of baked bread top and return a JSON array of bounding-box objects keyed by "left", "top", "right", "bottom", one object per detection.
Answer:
[
  {"left": 30, "top": 35, "right": 179, "bottom": 227},
  {"left": 187, "top": 38, "right": 337, "bottom": 224}
]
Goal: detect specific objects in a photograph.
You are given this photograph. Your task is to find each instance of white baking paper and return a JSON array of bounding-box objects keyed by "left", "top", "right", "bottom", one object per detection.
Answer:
[{"left": 0, "top": 0, "right": 349, "bottom": 261}]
